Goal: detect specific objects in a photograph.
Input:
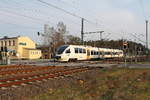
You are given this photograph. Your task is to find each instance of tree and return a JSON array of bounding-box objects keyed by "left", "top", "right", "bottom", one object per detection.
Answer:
[
  {"left": 66, "top": 35, "right": 81, "bottom": 45},
  {"left": 41, "top": 22, "right": 68, "bottom": 58},
  {"left": 54, "top": 22, "right": 68, "bottom": 47}
]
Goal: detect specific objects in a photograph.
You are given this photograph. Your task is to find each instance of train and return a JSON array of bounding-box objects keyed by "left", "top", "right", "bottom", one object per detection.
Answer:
[{"left": 55, "top": 45, "right": 124, "bottom": 62}]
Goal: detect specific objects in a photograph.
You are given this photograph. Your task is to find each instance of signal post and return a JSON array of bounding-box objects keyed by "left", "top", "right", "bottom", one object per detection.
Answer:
[{"left": 123, "top": 41, "right": 128, "bottom": 67}]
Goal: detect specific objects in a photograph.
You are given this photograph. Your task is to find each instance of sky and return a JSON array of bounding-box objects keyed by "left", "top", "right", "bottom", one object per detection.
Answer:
[{"left": 0, "top": 0, "right": 150, "bottom": 45}]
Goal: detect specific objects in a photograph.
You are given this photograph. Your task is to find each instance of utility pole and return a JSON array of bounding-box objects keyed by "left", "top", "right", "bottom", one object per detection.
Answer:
[
  {"left": 100, "top": 32, "right": 102, "bottom": 40},
  {"left": 146, "top": 20, "right": 148, "bottom": 49},
  {"left": 81, "top": 18, "right": 84, "bottom": 45}
]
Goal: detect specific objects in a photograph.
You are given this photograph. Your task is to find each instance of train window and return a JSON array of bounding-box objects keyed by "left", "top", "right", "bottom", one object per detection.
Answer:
[
  {"left": 105, "top": 52, "right": 111, "bottom": 55},
  {"left": 66, "top": 49, "right": 70, "bottom": 53},
  {"left": 99, "top": 52, "right": 102, "bottom": 55},
  {"left": 75, "top": 48, "right": 78, "bottom": 53},
  {"left": 79, "top": 48, "right": 82, "bottom": 53},
  {"left": 94, "top": 51, "right": 96, "bottom": 55},
  {"left": 96, "top": 51, "right": 99, "bottom": 55},
  {"left": 108, "top": 52, "right": 111, "bottom": 55},
  {"left": 83, "top": 49, "right": 86, "bottom": 53},
  {"left": 112, "top": 52, "right": 116, "bottom": 55},
  {"left": 91, "top": 51, "right": 94, "bottom": 55},
  {"left": 56, "top": 45, "right": 69, "bottom": 54}
]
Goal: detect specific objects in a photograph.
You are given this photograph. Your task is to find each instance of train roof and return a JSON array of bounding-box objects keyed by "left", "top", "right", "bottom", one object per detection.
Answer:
[{"left": 61, "top": 45, "right": 123, "bottom": 51}]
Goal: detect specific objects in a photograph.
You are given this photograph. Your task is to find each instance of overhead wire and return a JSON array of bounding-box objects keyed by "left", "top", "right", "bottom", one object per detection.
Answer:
[
  {"left": 36, "top": 0, "right": 106, "bottom": 40},
  {"left": 1, "top": 0, "right": 81, "bottom": 32},
  {"left": 37, "top": 0, "right": 82, "bottom": 19},
  {"left": 0, "top": 0, "right": 122, "bottom": 41},
  {"left": 0, "top": 8, "right": 55, "bottom": 25},
  {"left": 37, "top": 0, "right": 101, "bottom": 26},
  {"left": 1, "top": 0, "right": 99, "bottom": 34}
]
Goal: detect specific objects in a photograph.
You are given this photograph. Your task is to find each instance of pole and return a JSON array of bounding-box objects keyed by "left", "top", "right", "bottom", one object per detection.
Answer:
[
  {"left": 146, "top": 20, "right": 148, "bottom": 49},
  {"left": 134, "top": 33, "right": 137, "bottom": 63},
  {"left": 100, "top": 33, "right": 102, "bottom": 40},
  {"left": 81, "top": 18, "right": 84, "bottom": 45},
  {"left": 123, "top": 40, "right": 127, "bottom": 67}
]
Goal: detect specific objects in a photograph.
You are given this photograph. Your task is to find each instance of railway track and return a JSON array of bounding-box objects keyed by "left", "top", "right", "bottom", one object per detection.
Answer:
[
  {"left": 0, "top": 65, "right": 64, "bottom": 76},
  {"left": 0, "top": 66, "right": 90, "bottom": 89}
]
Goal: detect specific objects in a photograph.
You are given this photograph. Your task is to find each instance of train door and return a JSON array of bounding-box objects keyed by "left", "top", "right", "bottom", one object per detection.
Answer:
[
  {"left": 102, "top": 51, "right": 104, "bottom": 59},
  {"left": 87, "top": 49, "right": 90, "bottom": 60},
  {"left": 64, "top": 48, "right": 71, "bottom": 61}
]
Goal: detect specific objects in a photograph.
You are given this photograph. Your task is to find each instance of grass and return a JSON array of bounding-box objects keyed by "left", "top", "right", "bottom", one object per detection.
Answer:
[{"left": 30, "top": 68, "right": 150, "bottom": 100}]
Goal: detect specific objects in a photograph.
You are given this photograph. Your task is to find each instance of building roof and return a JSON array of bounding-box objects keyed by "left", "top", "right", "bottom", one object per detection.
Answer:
[{"left": 0, "top": 36, "right": 20, "bottom": 40}]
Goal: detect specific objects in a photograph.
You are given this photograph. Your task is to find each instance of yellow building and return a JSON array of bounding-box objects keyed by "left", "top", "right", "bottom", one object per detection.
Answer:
[{"left": 0, "top": 36, "right": 41, "bottom": 59}]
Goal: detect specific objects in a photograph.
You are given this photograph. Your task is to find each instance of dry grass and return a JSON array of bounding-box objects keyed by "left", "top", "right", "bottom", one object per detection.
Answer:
[{"left": 31, "top": 68, "right": 150, "bottom": 100}]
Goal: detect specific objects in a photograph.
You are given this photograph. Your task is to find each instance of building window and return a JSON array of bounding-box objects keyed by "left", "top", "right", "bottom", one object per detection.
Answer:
[
  {"left": 1, "top": 41, "right": 3, "bottom": 46},
  {"left": 13, "top": 40, "right": 15, "bottom": 46},
  {"left": 5, "top": 41, "right": 7, "bottom": 46},
  {"left": 9, "top": 41, "right": 11, "bottom": 46}
]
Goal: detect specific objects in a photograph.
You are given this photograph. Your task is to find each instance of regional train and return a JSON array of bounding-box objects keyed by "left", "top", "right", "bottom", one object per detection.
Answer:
[{"left": 55, "top": 45, "right": 123, "bottom": 62}]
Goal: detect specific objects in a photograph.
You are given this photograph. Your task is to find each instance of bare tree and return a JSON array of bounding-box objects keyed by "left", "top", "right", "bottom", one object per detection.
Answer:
[
  {"left": 41, "top": 22, "right": 68, "bottom": 58},
  {"left": 66, "top": 35, "right": 81, "bottom": 45}
]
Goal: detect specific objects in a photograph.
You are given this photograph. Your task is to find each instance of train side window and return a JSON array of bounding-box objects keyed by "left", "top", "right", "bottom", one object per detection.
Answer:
[
  {"left": 112, "top": 52, "right": 115, "bottom": 55},
  {"left": 97, "top": 51, "right": 99, "bottom": 55},
  {"left": 99, "top": 52, "right": 102, "bottom": 55},
  {"left": 83, "top": 49, "right": 86, "bottom": 53},
  {"left": 104, "top": 52, "right": 108, "bottom": 55},
  {"left": 91, "top": 51, "right": 94, "bottom": 55},
  {"left": 75, "top": 48, "right": 78, "bottom": 53},
  {"left": 66, "top": 49, "right": 70, "bottom": 53},
  {"left": 79, "top": 48, "right": 82, "bottom": 53},
  {"left": 94, "top": 51, "right": 98, "bottom": 55},
  {"left": 94, "top": 51, "right": 96, "bottom": 55}
]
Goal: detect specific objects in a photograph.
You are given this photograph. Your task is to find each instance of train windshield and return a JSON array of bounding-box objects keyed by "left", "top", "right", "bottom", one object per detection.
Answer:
[{"left": 56, "top": 45, "right": 68, "bottom": 54}]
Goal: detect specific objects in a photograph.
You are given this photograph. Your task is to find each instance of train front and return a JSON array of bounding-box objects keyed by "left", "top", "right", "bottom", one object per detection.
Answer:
[{"left": 54, "top": 45, "right": 69, "bottom": 61}]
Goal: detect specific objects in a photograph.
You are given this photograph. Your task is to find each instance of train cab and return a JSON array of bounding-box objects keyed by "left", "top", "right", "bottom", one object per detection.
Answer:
[
  {"left": 55, "top": 45, "right": 70, "bottom": 61},
  {"left": 55, "top": 45, "right": 87, "bottom": 61}
]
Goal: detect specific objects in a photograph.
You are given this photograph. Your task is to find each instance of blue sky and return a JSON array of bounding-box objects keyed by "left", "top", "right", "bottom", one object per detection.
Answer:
[{"left": 0, "top": 0, "right": 150, "bottom": 44}]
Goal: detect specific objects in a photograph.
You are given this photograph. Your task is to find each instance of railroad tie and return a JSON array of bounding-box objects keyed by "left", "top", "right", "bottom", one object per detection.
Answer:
[
  {"left": 11, "top": 85, "right": 18, "bottom": 88},
  {"left": 0, "top": 87, "right": 7, "bottom": 90},
  {"left": 21, "top": 83, "right": 27, "bottom": 86}
]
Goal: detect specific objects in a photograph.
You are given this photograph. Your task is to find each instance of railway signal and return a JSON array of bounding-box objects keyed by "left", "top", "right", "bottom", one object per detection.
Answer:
[
  {"left": 123, "top": 41, "right": 128, "bottom": 67},
  {"left": 123, "top": 41, "right": 128, "bottom": 49}
]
